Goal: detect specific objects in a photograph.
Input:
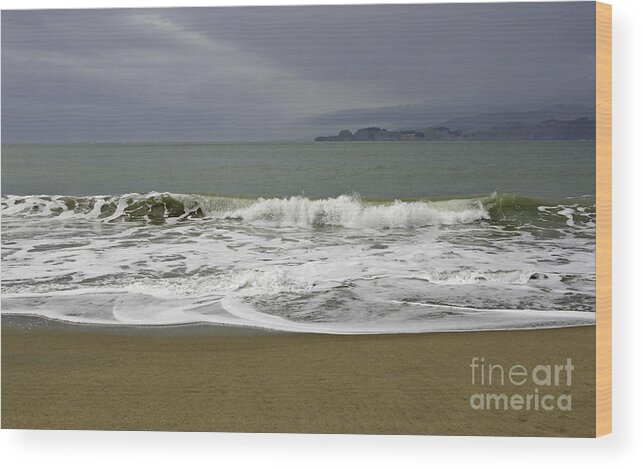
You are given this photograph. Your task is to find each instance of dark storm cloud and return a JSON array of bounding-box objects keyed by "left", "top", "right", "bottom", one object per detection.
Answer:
[{"left": 1, "top": 3, "right": 596, "bottom": 143}]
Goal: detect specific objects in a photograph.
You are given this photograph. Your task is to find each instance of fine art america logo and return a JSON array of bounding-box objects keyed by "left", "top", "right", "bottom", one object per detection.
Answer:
[{"left": 469, "top": 358, "right": 574, "bottom": 412}]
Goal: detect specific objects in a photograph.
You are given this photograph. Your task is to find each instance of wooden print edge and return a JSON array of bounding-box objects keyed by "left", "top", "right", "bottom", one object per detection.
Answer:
[{"left": 595, "top": 1, "right": 612, "bottom": 437}]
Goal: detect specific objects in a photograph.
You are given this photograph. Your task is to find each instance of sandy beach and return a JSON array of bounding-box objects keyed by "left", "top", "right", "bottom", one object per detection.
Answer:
[{"left": 1, "top": 315, "right": 595, "bottom": 436}]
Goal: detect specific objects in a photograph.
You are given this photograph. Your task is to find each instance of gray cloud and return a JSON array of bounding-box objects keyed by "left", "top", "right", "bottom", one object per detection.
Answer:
[{"left": 2, "top": 3, "right": 596, "bottom": 143}]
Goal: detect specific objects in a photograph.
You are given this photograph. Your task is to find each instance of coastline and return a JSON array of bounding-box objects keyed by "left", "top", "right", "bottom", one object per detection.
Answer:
[{"left": 1, "top": 314, "right": 596, "bottom": 436}]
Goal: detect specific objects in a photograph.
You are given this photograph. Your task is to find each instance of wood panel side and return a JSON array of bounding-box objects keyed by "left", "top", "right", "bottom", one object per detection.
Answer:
[{"left": 595, "top": 1, "right": 612, "bottom": 438}]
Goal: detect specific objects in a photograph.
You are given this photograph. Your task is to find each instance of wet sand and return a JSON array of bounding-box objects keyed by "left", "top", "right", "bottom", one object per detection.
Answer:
[{"left": 1, "top": 315, "right": 596, "bottom": 436}]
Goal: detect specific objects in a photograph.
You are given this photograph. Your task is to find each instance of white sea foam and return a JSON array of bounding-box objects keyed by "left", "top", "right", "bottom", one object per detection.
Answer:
[
  {"left": 408, "top": 270, "right": 542, "bottom": 285},
  {"left": 1, "top": 192, "right": 596, "bottom": 333},
  {"left": 222, "top": 195, "right": 488, "bottom": 228},
  {"left": 125, "top": 268, "right": 313, "bottom": 297},
  {"left": 0, "top": 289, "right": 596, "bottom": 333}
]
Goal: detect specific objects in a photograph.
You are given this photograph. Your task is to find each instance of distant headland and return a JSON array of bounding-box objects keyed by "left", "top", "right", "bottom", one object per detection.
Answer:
[{"left": 314, "top": 117, "right": 595, "bottom": 142}]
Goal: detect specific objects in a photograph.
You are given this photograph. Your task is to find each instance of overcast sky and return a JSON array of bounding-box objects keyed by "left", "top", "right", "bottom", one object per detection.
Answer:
[{"left": 2, "top": 2, "right": 596, "bottom": 143}]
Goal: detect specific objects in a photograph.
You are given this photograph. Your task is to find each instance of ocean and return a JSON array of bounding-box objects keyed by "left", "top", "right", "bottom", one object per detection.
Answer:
[{"left": 1, "top": 141, "right": 596, "bottom": 333}]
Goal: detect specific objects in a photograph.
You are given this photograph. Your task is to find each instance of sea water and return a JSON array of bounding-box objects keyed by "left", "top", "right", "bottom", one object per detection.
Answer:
[{"left": 1, "top": 141, "right": 596, "bottom": 333}]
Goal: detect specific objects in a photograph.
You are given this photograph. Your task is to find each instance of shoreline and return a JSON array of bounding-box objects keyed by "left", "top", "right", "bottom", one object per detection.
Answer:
[
  {"left": 2, "top": 314, "right": 596, "bottom": 436},
  {"left": 0, "top": 313, "right": 596, "bottom": 336},
  {"left": 0, "top": 313, "right": 282, "bottom": 337}
]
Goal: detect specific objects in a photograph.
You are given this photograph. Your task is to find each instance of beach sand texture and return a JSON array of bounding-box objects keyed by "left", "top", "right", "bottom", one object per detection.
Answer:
[{"left": 1, "top": 317, "right": 595, "bottom": 436}]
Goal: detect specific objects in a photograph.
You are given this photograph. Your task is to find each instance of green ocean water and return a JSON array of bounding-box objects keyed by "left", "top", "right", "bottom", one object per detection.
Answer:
[{"left": 1, "top": 141, "right": 595, "bottom": 199}]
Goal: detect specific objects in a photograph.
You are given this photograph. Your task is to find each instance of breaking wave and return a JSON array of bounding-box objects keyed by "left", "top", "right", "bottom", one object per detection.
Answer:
[
  {"left": 1, "top": 191, "right": 595, "bottom": 230},
  {"left": 1, "top": 192, "right": 488, "bottom": 228}
]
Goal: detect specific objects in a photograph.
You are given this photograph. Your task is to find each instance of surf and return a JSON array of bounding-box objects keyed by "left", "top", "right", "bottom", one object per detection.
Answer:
[{"left": 1, "top": 191, "right": 595, "bottom": 230}]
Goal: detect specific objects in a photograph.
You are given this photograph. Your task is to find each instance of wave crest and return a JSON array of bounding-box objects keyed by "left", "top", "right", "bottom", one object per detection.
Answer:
[
  {"left": 224, "top": 195, "right": 487, "bottom": 228},
  {"left": 1, "top": 192, "right": 489, "bottom": 229}
]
